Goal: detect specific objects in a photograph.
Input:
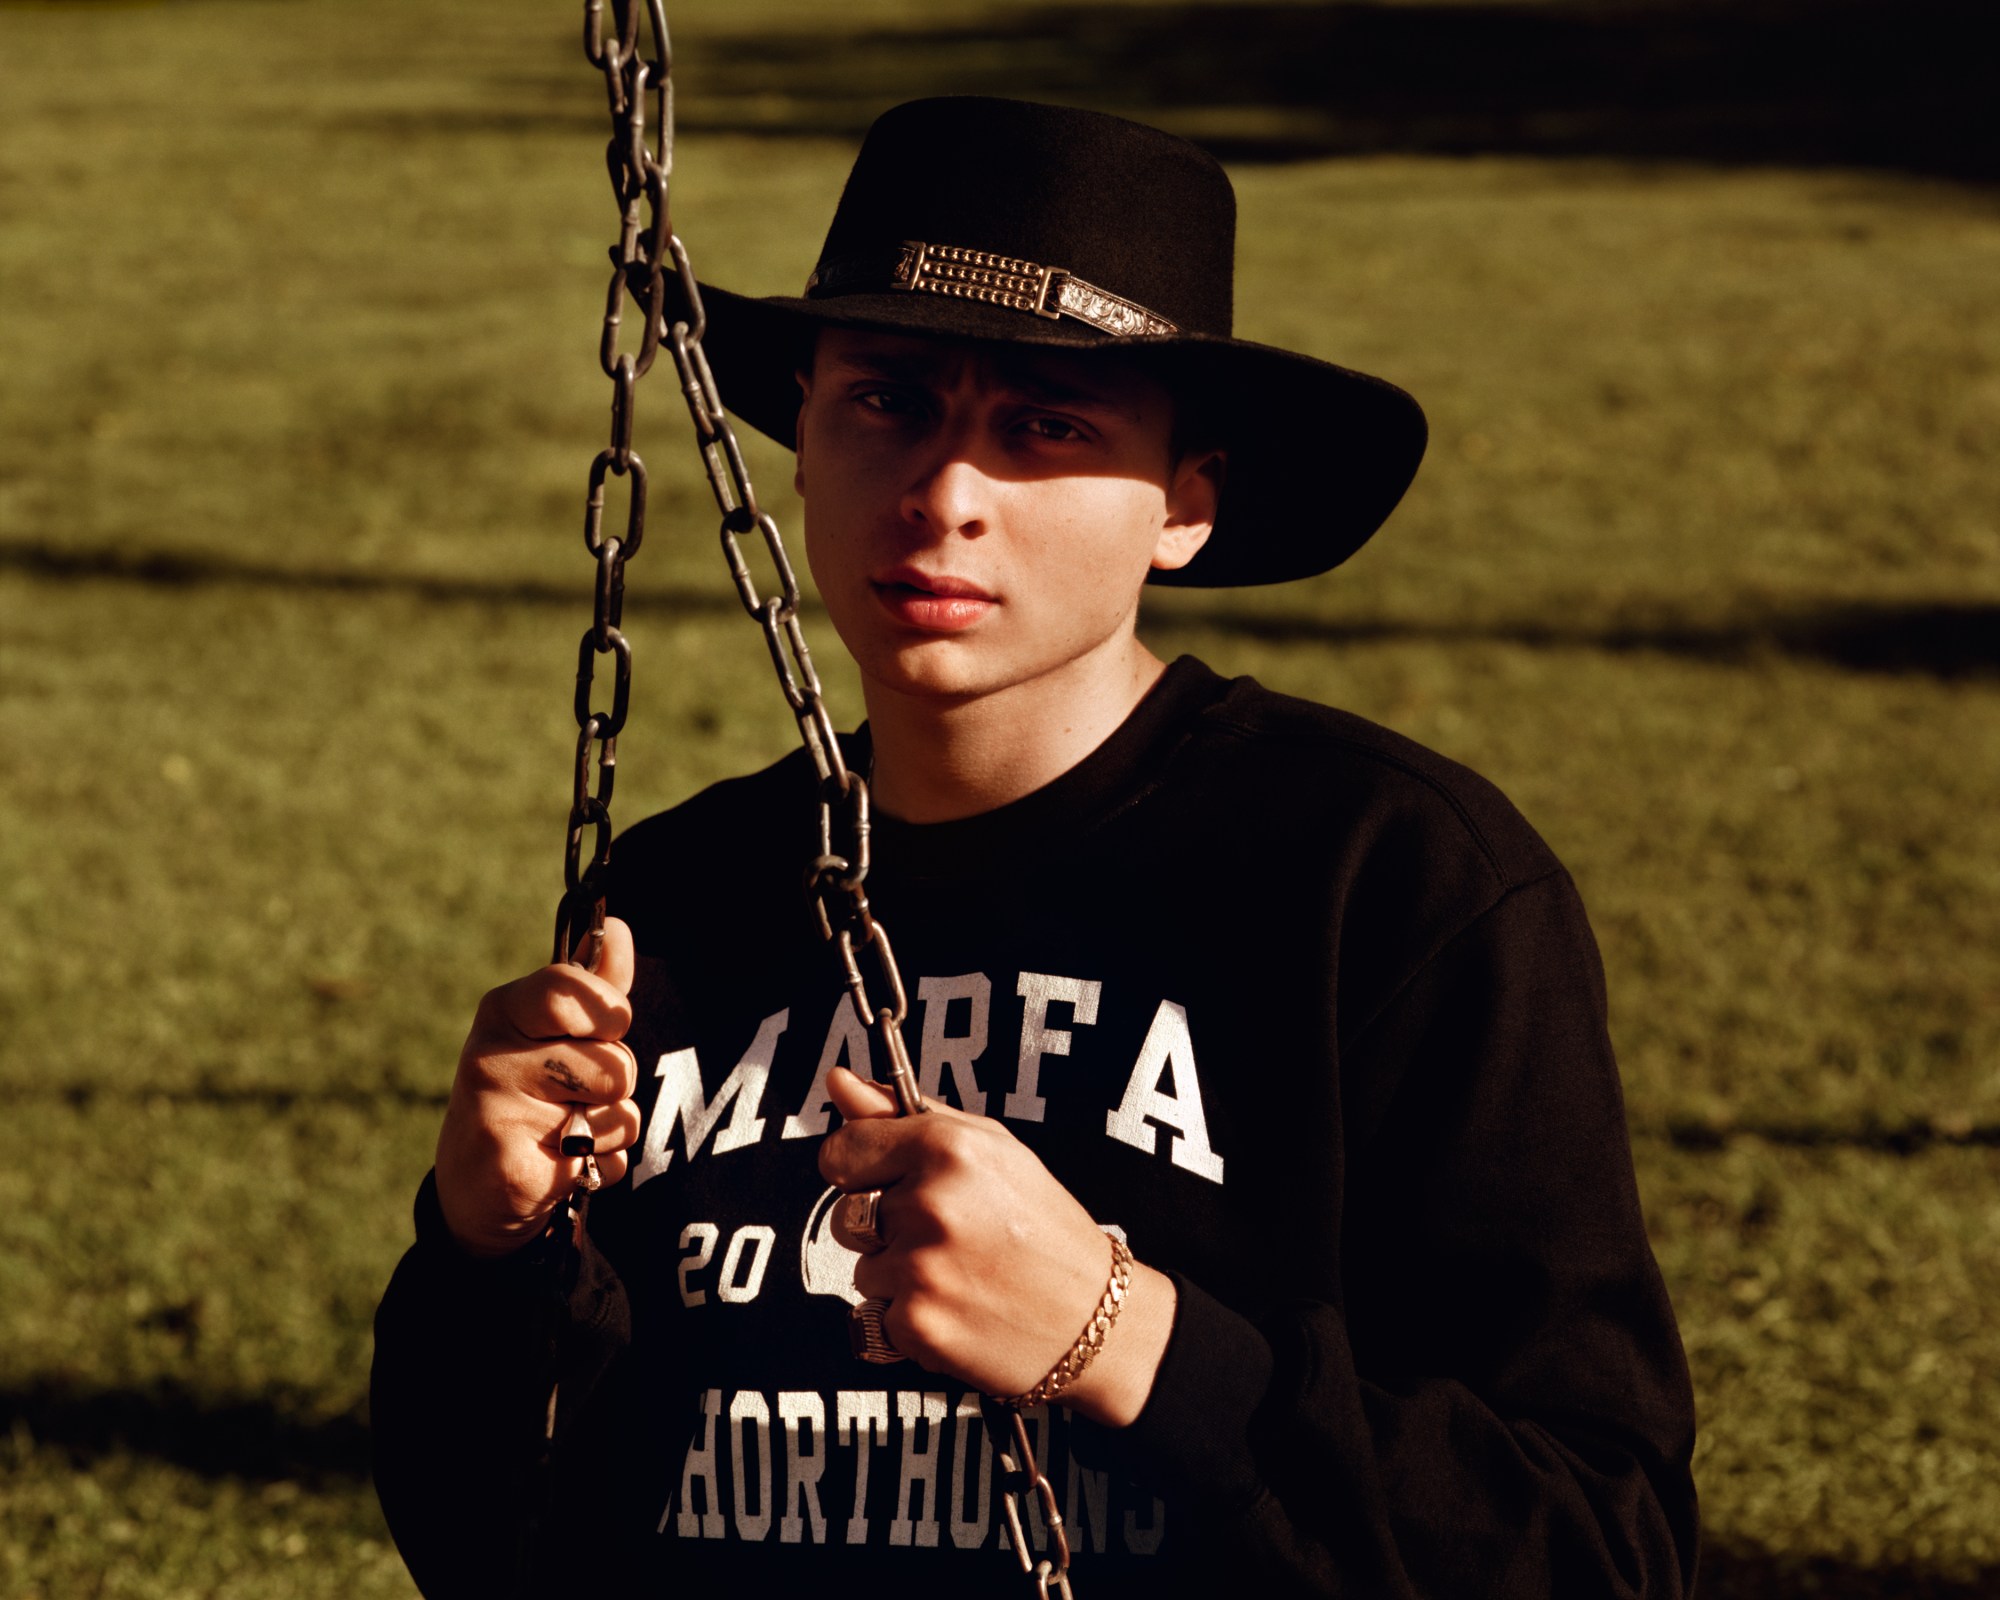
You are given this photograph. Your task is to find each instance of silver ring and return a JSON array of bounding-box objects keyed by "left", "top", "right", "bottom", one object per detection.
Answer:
[
  {"left": 840, "top": 1188, "right": 887, "bottom": 1251},
  {"left": 561, "top": 1110, "right": 603, "bottom": 1193},
  {"left": 848, "top": 1297, "right": 903, "bottom": 1364}
]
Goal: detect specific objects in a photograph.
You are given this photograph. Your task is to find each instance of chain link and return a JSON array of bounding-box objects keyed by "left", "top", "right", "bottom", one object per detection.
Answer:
[
  {"left": 987, "top": 1400, "right": 1077, "bottom": 1598},
  {"left": 550, "top": 4, "right": 1078, "bottom": 1590},
  {"left": 552, "top": 0, "right": 670, "bottom": 971}
]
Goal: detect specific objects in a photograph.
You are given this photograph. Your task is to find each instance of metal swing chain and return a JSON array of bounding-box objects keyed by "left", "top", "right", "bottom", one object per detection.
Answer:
[
  {"left": 552, "top": 4, "right": 1076, "bottom": 1595},
  {"left": 549, "top": 0, "right": 671, "bottom": 975},
  {"left": 533, "top": 0, "right": 671, "bottom": 1509}
]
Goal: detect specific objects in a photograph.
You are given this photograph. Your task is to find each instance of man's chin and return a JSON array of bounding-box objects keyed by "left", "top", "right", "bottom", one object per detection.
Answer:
[{"left": 860, "top": 638, "right": 1003, "bottom": 704}]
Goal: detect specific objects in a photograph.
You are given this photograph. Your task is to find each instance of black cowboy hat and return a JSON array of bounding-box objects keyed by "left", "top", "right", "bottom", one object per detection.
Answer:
[{"left": 696, "top": 96, "right": 1426, "bottom": 588}]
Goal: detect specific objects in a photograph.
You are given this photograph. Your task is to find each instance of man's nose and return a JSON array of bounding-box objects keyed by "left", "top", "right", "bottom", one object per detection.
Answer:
[{"left": 898, "top": 433, "right": 996, "bottom": 538}]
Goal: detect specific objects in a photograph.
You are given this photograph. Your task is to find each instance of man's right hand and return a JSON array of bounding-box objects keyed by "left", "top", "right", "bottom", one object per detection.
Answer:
[{"left": 433, "top": 917, "right": 642, "bottom": 1259}]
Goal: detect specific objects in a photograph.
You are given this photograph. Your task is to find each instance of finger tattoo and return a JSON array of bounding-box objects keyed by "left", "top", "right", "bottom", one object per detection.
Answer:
[{"left": 542, "top": 1057, "right": 586, "bottom": 1093}]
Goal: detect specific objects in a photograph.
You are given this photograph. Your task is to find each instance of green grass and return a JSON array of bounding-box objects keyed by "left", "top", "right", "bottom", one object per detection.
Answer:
[
  {"left": 3, "top": 0, "right": 1998, "bottom": 1594},
  {"left": 1644, "top": 1142, "right": 2000, "bottom": 1581}
]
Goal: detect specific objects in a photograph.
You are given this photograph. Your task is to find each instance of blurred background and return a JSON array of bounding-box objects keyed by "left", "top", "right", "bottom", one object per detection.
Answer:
[{"left": 2, "top": 0, "right": 1995, "bottom": 1594}]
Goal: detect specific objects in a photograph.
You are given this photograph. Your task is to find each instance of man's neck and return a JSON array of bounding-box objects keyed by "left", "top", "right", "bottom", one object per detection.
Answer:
[{"left": 864, "top": 639, "right": 1168, "bottom": 824}]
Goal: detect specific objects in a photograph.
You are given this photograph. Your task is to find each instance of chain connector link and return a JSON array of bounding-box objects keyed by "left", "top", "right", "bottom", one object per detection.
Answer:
[
  {"left": 553, "top": 882, "right": 607, "bottom": 970},
  {"left": 574, "top": 624, "right": 632, "bottom": 738},
  {"left": 573, "top": 715, "right": 618, "bottom": 814},
  {"left": 608, "top": 356, "right": 638, "bottom": 466},
  {"left": 583, "top": 449, "right": 648, "bottom": 559},
  {"left": 594, "top": 537, "right": 627, "bottom": 649},
  {"left": 665, "top": 235, "right": 707, "bottom": 342}
]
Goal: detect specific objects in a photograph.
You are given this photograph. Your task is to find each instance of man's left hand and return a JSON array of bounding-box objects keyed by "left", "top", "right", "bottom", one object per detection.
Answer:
[{"left": 818, "top": 1066, "right": 1175, "bottom": 1426}]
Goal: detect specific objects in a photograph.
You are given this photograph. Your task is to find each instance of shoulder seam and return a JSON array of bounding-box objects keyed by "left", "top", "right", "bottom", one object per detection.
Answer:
[
  {"left": 1341, "top": 865, "right": 1574, "bottom": 1056},
  {"left": 1201, "top": 709, "right": 1509, "bottom": 879}
]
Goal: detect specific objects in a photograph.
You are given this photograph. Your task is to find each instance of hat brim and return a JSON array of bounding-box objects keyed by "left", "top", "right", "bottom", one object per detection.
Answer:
[{"left": 693, "top": 285, "right": 1428, "bottom": 588}]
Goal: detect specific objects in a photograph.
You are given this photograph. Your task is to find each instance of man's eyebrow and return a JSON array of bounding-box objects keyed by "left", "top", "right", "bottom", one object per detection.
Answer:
[
  {"left": 995, "top": 362, "right": 1140, "bottom": 418},
  {"left": 823, "top": 348, "right": 1141, "bottom": 419},
  {"left": 823, "top": 350, "right": 949, "bottom": 385}
]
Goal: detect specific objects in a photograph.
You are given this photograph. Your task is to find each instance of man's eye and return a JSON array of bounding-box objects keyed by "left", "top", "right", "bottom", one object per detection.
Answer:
[
  {"left": 1021, "top": 415, "right": 1087, "bottom": 442},
  {"left": 857, "top": 387, "right": 925, "bottom": 416}
]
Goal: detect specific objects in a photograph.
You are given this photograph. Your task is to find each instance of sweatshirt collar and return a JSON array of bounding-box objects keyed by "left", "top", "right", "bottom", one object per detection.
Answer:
[{"left": 855, "top": 655, "right": 1226, "bottom": 883}]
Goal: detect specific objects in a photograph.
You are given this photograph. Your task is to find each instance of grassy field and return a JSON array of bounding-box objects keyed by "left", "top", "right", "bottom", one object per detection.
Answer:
[{"left": 3, "top": 1, "right": 1997, "bottom": 1595}]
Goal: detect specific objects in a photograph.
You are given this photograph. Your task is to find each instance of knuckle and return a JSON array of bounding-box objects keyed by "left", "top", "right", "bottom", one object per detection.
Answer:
[
  {"left": 896, "top": 1242, "right": 946, "bottom": 1299},
  {"left": 890, "top": 1299, "right": 944, "bottom": 1363},
  {"left": 564, "top": 1044, "right": 611, "bottom": 1099},
  {"left": 614, "top": 1042, "right": 640, "bottom": 1097},
  {"left": 919, "top": 1119, "right": 973, "bottom": 1173},
  {"left": 891, "top": 1183, "right": 943, "bottom": 1234},
  {"left": 937, "top": 1119, "right": 972, "bottom": 1153},
  {"left": 473, "top": 983, "right": 513, "bottom": 1023},
  {"left": 544, "top": 995, "right": 589, "bottom": 1040}
]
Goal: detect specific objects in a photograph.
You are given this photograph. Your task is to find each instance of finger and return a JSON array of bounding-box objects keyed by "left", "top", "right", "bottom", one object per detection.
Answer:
[
  {"left": 544, "top": 1096, "right": 643, "bottom": 1157},
  {"left": 827, "top": 1067, "right": 898, "bottom": 1123},
  {"left": 487, "top": 960, "right": 633, "bottom": 1045},
  {"left": 537, "top": 1098, "right": 641, "bottom": 1196},
  {"left": 588, "top": 916, "right": 636, "bottom": 995},
  {"left": 818, "top": 1113, "right": 944, "bottom": 1192},
  {"left": 830, "top": 1066, "right": 981, "bottom": 1128},
  {"left": 852, "top": 1250, "right": 897, "bottom": 1303},
  {"left": 498, "top": 1037, "right": 638, "bottom": 1106},
  {"left": 829, "top": 1187, "right": 893, "bottom": 1254}
]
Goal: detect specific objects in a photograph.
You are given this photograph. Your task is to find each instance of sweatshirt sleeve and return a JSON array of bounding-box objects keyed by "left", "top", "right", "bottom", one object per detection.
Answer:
[
  {"left": 370, "top": 1174, "right": 633, "bottom": 1600},
  {"left": 1088, "top": 869, "right": 1699, "bottom": 1597}
]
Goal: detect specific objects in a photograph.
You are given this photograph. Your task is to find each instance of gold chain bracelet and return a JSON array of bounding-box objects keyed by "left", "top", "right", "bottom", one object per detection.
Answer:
[{"left": 1005, "top": 1234, "right": 1134, "bottom": 1410}]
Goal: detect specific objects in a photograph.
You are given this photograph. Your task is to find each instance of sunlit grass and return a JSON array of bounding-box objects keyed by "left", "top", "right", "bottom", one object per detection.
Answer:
[{"left": 3, "top": 0, "right": 1997, "bottom": 1592}]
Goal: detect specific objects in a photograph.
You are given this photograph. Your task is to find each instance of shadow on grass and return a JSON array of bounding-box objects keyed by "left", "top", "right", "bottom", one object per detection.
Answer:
[
  {"left": 6, "top": 1384, "right": 1998, "bottom": 1596},
  {"left": 9, "top": 1381, "right": 370, "bottom": 1484},
  {"left": 1697, "top": 1550, "right": 2000, "bottom": 1600},
  {"left": 1652, "top": 1117, "right": 2000, "bottom": 1154},
  {"left": 1146, "top": 599, "right": 2000, "bottom": 680},
  {"left": 13, "top": 536, "right": 2000, "bottom": 680},
  {"left": 422, "top": 0, "right": 1997, "bottom": 181},
  {"left": 0, "top": 537, "right": 744, "bottom": 620}
]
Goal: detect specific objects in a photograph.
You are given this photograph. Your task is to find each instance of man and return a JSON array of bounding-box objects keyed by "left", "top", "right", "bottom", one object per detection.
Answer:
[{"left": 373, "top": 97, "right": 1698, "bottom": 1596}]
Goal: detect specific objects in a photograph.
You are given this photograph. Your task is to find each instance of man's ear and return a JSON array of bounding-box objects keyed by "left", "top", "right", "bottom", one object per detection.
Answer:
[
  {"left": 1151, "top": 449, "right": 1225, "bottom": 573},
  {"left": 792, "top": 370, "right": 813, "bottom": 497}
]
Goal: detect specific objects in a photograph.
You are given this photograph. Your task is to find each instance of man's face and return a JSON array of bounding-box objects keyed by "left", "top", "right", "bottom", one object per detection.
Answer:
[{"left": 794, "top": 328, "right": 1219, "bottom": 705}]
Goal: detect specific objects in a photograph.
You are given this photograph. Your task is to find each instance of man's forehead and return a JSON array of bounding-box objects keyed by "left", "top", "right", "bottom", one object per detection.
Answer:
[{"left": 812, "top": 328, "right": 1159, "bottom": 416}]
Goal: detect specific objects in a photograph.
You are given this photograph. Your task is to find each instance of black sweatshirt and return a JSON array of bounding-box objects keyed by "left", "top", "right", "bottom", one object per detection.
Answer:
[{"left": 372, "top": 656, "right": 1699, "bottom": 1597}]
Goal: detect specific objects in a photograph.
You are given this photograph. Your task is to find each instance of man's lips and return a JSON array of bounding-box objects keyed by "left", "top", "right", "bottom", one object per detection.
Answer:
[
  {"left": 869, "top": 567, "right": 997, "bottom": 631},
  {"left": 872, "top": 566, "right": 995, "bottom": 601}
]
